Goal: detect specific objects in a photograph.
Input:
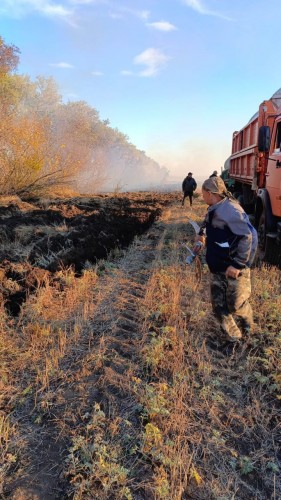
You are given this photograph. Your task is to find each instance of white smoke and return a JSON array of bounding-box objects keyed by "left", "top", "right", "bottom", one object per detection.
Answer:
[{"left": 76, "top": 145, "right": 169, "bottom": 193}]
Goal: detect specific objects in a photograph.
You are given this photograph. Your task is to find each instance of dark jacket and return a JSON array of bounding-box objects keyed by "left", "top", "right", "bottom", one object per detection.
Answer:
[
  {"left": 182, "top": 176, "right": 197, "bottom": 193},
  {"left": 202, "top": 198, "right": 258, "bottom": 273}
]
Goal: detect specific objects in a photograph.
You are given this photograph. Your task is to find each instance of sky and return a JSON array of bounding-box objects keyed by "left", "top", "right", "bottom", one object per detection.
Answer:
[{"left": 1, "top": 0, "right": 281, "bottom": 182}]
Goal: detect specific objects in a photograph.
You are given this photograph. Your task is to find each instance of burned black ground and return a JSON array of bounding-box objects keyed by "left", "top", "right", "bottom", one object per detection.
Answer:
[{"left": 0, "top": 192, "right": 178, "bottom": 315}]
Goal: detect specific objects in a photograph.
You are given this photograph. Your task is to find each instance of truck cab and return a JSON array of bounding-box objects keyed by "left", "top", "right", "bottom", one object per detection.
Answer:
[
  {"left": 256, "top": 113, "right": 281, "bottom": 263},
  {"left": 267, "top": 117, "right": 281, "bottom": 217}
]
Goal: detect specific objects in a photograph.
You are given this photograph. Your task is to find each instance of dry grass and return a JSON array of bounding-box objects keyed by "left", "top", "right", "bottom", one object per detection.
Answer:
[
  {"left": 0, "top": 193, "right": 280, "bottom": 499},
  {"left": 131, "top": 200, "right": 281, "bottom": 499}
]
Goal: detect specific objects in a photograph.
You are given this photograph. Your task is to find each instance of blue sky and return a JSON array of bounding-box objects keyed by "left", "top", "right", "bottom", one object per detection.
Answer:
[{"left": 1, "top": 0, "right": 281, "bottom": 181}]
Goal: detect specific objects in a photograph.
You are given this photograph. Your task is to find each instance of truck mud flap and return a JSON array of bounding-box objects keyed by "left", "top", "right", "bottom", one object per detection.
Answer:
[{"left": 264, "top": 233, "right": 281, "bottom": 266}]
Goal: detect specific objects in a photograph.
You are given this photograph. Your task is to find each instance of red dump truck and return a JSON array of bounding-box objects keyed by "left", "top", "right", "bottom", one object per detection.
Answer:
[{"left": 226, "top": 88, "right": 281, "bottom": 264}]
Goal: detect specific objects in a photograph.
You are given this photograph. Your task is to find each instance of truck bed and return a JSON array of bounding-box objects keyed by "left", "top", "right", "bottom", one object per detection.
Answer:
[{"left": 230, "top": 113, "right": 259, "bottom": 185}]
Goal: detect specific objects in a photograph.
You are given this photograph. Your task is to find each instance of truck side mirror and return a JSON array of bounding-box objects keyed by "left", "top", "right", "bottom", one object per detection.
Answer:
[{"left": 258, "top": 125, "right": 270, "bottom": 152}]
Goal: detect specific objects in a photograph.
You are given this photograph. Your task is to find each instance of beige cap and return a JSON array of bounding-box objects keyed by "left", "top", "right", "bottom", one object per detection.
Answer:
[{"left": 202, "top": 176, "right": 227, "bottom": 196}]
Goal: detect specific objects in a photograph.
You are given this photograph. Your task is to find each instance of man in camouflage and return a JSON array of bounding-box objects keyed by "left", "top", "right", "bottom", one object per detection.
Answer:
[{"left": 195, "top": 176, "right": 258, "bottom": 342}]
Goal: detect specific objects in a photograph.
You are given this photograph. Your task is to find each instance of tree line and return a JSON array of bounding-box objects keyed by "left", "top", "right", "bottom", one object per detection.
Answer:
[{"left": 0, "top": 36, "right": 168, "bottom": 197}]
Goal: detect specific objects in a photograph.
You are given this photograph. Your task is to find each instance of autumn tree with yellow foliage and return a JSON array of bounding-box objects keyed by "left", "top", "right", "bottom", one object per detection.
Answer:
[{"left": 0, "top": 36, "right": 168, "bottom": 197}]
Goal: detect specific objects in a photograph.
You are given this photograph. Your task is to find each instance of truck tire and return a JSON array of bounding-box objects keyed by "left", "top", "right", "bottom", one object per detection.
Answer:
[
  {"left": 257, "top": 209, "right": 266, "bottom": 259},
  {"left": 265, "top": 235, "right": 281, "bottom": 266},
  {"left": 257, "top": 210, "right": 280, "bottom": 265},
  {"left": 233, "top": 191, "right": 241, "bottom": 200},
  {"left": 233, "top": 192, "right": 245, "bottom": 208},
  {"left": 237, "top": 194, "right": 244, "bottom": 206}
]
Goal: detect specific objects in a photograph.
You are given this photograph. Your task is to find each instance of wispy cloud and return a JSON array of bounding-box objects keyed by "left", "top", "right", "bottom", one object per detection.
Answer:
[
  {"left": 69, "top": 0, "right": 107, "bottom": 4},
  {"left": 183, "top": 0, "right": 206, "bottom": 14},
  {"left": 137, "top": 10, "right": 150, "bottom": 20},
  {"left": 109, "top": 7, "right": 150, "bottom": 22},
  {"left": 134, "top": 48, "right": 170, "bottom": 77},
  {"left": 50, "top": 62, "right": 75, "bottom": 68},
  {"left": 0, "top": 0, "right": 74, "bottom": 19},
  {"left": 182, "top": 0, "right": 232, "bottom": 20},
  {"left": 91, "top": 70, "right": 104, "bottom": 76},
  {"left": 147, "top": 21, "right": 177, "bottom": 32}
]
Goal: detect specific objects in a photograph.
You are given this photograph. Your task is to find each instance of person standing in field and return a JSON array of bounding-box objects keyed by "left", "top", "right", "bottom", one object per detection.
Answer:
[
  {"left": 194, "top": 176, "right": 258, "bottom": 343},
  {"left": 182, "top": 172, "right": 197, "bottom": 206}
]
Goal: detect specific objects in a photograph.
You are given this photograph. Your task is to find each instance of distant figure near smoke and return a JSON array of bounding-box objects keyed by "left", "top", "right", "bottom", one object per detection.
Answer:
[{"left": 182, "top": 172, "right": 197, "bottom": 206}]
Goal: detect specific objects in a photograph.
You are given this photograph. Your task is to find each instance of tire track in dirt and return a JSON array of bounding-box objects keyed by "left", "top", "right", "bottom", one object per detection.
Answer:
[{"left": 4, "top": 215, "right": 171, "bottom": 498}]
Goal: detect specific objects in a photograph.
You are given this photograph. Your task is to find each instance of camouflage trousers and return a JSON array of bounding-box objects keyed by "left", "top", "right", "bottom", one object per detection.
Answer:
[{"left": 210, "top": 269, "right": 253, "bottom": 340}]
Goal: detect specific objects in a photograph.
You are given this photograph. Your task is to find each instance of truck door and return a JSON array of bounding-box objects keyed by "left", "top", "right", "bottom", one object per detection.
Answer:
[{"left": 267, "top": 118, "right": 281, "bottom": 217}]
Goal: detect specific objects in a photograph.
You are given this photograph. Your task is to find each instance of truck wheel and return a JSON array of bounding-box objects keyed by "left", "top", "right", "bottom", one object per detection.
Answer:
[
  {"left": 257, "top": 210, "right": 266, "bottom": 259},
  {"left": 237, "top": 194, "right": 244, "bottom": 207},
  {"left": 233, "top": 191, "right": 241, "bottom": 200},
  {"left": 265, "top": 235, "right": 281, "bottom": 266},
  {"left": 257, "top": 210, "right": 280, "bottom": 265}
]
